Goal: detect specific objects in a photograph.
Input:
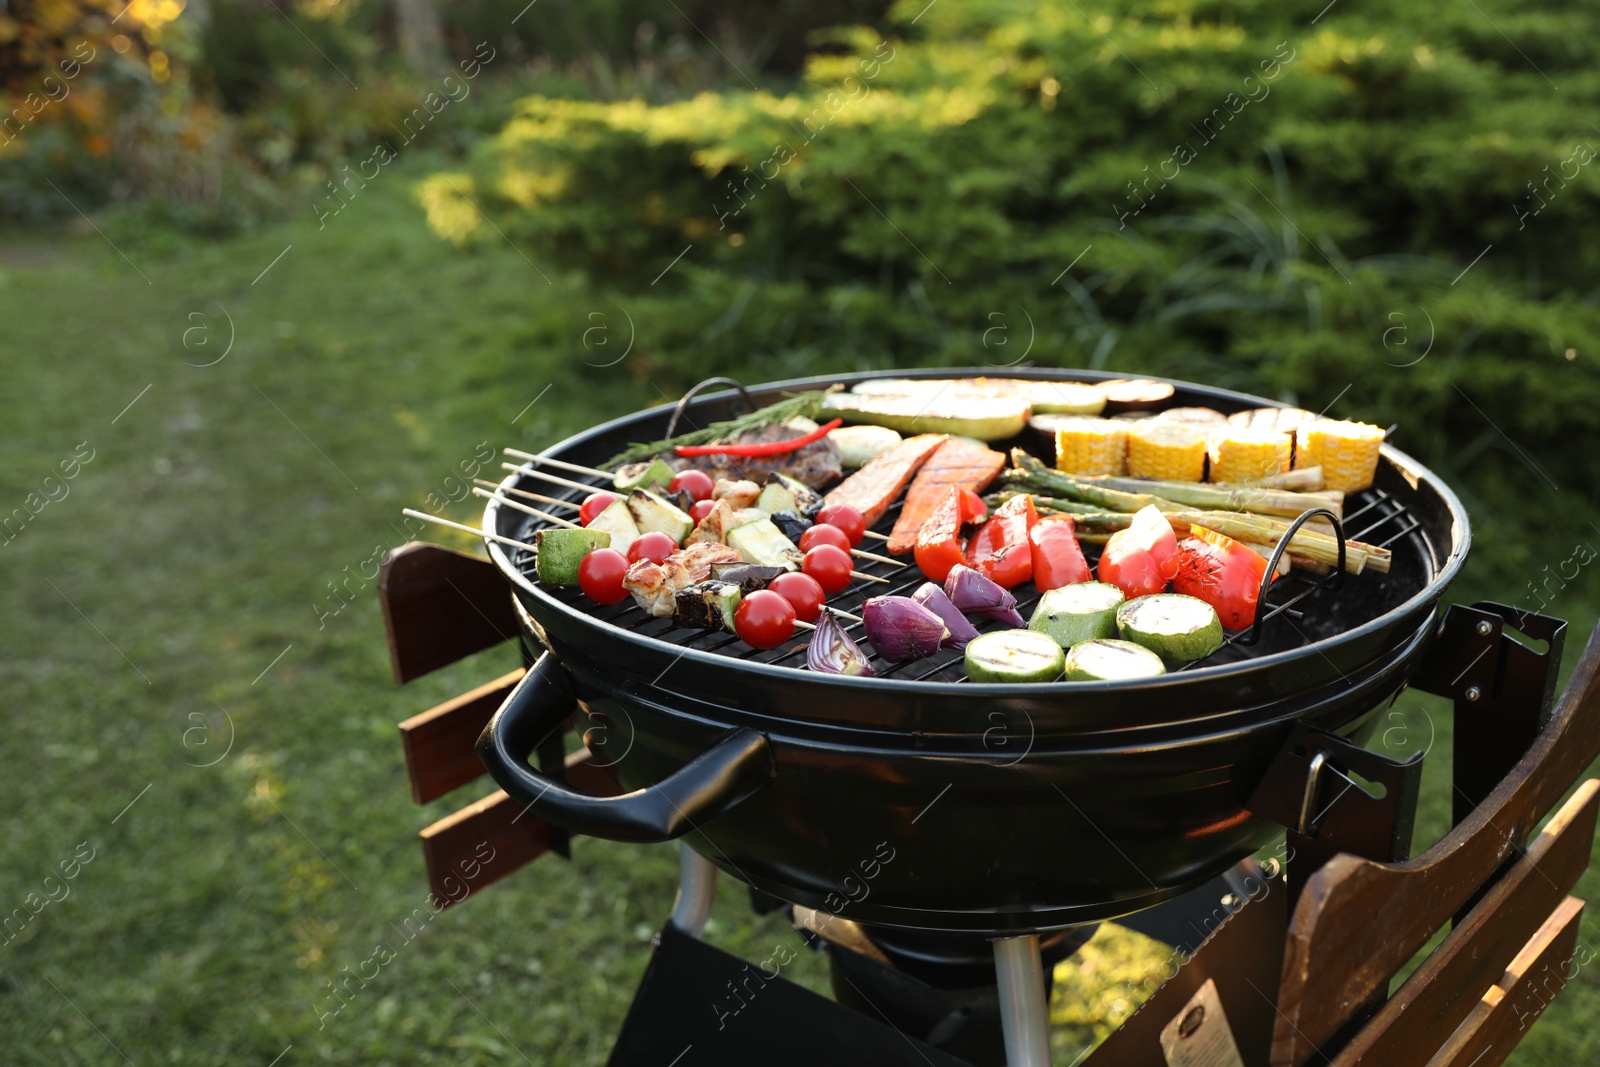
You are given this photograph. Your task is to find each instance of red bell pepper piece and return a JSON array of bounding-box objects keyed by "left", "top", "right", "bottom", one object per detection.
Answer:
[
  {"left": 957, "top": 489, "right": 987, "bottom": 524},
  {"left": 1174, "top": 524, "right": 1272, "bottom": 630},
  {"left": 1029, "top": 516, "right": 1091, "bottom": 591},
  {"left": 963, "top": 494, "right": 1037, "bottom": 588},
  {"left": 914, "top": 488, "right": 967, "bottom": 583},
  {"left": 1097, "top": 505, "right": 1179, "bottom": 598}
]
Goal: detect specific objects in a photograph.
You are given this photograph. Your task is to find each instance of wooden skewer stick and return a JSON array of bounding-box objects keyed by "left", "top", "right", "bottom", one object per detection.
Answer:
[
  {"left": 826, "top": 608, "right": 865, "bottom": 623},
  {"left": 474, "top": 478, "right": 578, "bottom": 511},
  {"left": 794, "top": 620, "right": 816, "bottom": 631},
  {"left": 503, "top": 447, "right": 614, "bottom": 482},
  {"left": 501, "top": 461, "right": 605, "bottom": 495},
  {"left": 402, "top": 508, "right": 539, "bottom": 554},
  {"left": 850, "top": 546, "right": 905, "bottom": 567},
  {"left": 859, "top": 530, "right": 891, "bottom": 542},
  {"left": 471, "top": 486, "right": 582, "bottom": 529},
  {"left": 851, "top": 570, "right": 891, "bottom": 584}
]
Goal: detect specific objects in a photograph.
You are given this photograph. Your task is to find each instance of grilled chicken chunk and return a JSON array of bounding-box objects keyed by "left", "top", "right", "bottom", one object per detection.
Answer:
[{"left": 622, "top": 541, "right": 742, "bottom": 616}]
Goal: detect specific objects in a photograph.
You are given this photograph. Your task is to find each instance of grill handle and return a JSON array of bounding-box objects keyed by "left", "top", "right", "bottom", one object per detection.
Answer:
[{"left": 476, "top": 653, "right": 775, "bottom": 843}]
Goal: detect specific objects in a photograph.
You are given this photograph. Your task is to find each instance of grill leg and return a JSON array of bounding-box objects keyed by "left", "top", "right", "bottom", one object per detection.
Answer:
[
  {"left": 667, "top": 842, "right": 717, "bottom": 938},
  {"left": 993, "top": 934, "right": 1052, "bottom": 1067}
]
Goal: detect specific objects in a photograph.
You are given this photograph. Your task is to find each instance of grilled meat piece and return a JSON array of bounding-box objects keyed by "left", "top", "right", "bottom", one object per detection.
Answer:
[
  {"left": 885, "top": 439, "right": 1006, "bottom": 554},
  {"left": 824, "top": 433, "right": 948, "bottom": 530},
  {"left": 712, "top": 478, "right": 762, "bottom": 509},
  {"left": 622, "top": 541, "right": 742, "bottom": 616},
  {"left": 667, "top": 424, "right": 843, "bottom": 489}
]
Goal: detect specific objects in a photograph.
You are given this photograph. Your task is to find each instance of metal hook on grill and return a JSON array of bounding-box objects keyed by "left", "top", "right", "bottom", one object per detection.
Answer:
[
  {"left": 1239, "top": 506, "right": 1348, "bottom": 646},
  {"left": 665, "top": 377, "right": 758, "bottom": 439}
]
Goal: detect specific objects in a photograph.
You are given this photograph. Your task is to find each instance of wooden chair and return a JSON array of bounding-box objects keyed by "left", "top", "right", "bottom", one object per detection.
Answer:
[
  {"left": 379, "top": 540, "right": 1600, "bottom": 1065},
  {"left": 378, "top": 542, "right": 620, "bottom": 908}
]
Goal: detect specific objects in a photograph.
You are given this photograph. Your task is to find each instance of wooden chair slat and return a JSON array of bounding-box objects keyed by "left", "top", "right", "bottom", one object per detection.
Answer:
[
  {"left": 419, "top": 748, "right": 622, "bottom": 908},
  {"left": 378, "top": 542, "right": 520, "bottom": 684},
  {"left": 1424, "top": 895, "right": 1586, "bottom": 1067},
  {"left": 1273, "top": 624, "right": 1600, "bottom": 1065},
  {"left": 399, "top": 667, "right": 527, "bottom": 804},
  {"left": 1326, "top": 780, "right": 1599, "bottom": 1066}
]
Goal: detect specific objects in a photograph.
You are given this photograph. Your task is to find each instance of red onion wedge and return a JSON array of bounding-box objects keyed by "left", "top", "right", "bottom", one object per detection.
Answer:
[
  {"left": 806, "top": 609, "right": 876, "bottom": 676},
  {"left": 911, "top": 582, "right": 980, "bottom": 651},
  {"left": 862, "top": 595, "right": 950, "bottom": 662},
  {"left": 943, "top": 564, "right": 1025, "bottom": 628}
]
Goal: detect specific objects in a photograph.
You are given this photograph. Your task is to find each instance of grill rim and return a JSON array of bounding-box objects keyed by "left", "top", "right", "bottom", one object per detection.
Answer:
[{"left": 485, "top": 367, "right": 1471, "bottom": 698}]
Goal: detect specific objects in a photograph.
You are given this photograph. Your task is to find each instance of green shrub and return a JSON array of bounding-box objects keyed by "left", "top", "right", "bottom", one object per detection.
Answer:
[{"left": 429, "top": 0, "right": 1600, "bottom": 502}]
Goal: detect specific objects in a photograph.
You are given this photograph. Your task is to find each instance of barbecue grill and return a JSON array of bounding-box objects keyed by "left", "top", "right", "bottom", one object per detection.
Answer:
[{"left": 474, "top": 369, "right": 1469, "bottom": 943}]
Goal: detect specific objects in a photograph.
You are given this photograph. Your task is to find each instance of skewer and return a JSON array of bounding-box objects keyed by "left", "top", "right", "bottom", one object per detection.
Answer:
[
  {"left": 794, "top": 620, "right": 816, "bottom": 631},
  {"left": 851, "top": 570, "right": 891, "bottom": 584},
  {"left": 850, "top": 546, "right": 905, "bottom": 567},
  {"left": 501, "top": 461, "right": 606, "bottom": 496},
  {"left": 503, "top": 447, "right": 614, "bottom": 482},
  {"left": 401, "top": 508, "right": 539, "bottom": 554},
  {"left": 826, "top": 608, "right": 864, "bottom": 623},
  {"left": 860, "top": 530, "right": 891, "bottom": 542},
  {"left": 471, "top": 486, "right": 582, "bottom": 529},
  {"left": 474, "top": 478, "right": 579, "bottom": 511}
]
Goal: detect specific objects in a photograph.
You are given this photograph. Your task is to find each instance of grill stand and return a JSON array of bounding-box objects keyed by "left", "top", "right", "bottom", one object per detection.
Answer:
[
  {"left": 670, "top": 841, "right": 718, "bottom": 939},
  {"left": 993, "top": 936, "right": 1051, "bottom": 1067}
]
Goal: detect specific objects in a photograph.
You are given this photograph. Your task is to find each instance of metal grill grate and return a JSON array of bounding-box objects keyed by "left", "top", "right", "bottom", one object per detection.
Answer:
[{"left": 506, "top": 465, "right": 1427, "bottom": 683}]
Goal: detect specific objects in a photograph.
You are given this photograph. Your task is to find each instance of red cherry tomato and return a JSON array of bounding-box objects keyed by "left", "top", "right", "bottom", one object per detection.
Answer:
[
  {"left": 799, "top": 524, "right": 851, "bottom": 555},
  {"left": 814, "top": 503, "right": 866, "bottom": 546},
  {"left": 768, "top": 572, "right": 826, "bottom": 622},
  {"left": 669, "top": 469, "right": 715, "bottom": 503},
  {"left": 802, "top": 544, "right": 854, "bottom": 595},
  {"left": 577, "top": 548, "right": 630, "bottom": 605},
  {"left": 734, "top": 589, "right": 796, "bottom": 649},
  {"left": 579, "top": 492, "right": 619, "bottom": 526},
  {"left": 690, "top": 499, "right": 717, "bottom": 523},
  {"left": 627, "top": 531, "right": 677, "bottom": 565}
]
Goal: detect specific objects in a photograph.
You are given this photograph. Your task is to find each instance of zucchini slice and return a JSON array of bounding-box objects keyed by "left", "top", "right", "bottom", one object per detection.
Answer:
[
  {"left": 964, "top": 630, "right": 1066, "bottom": 683},
  {"left": 1062, "top": 639, "right": 1167, "bottom": 681},
  {"left": 614, "top": 458, "right": 675, "bottom": 491},
  {"left": 725, "top": 516, "right": 804, "bottom": 570},
  {"left": 674, "top": 581, "right": 743, "bottom": 632},
  {"left": 1115, "top": 594, "right": 1224, "bottom": 662},
  {"left": 755, "top": 480, "right": 799, "bottom": 516},
  {"left": 534, "top": 527, "right": 610, "bottom": 586},
  {"left": 584, "top": 499, "right": 639, "bottom": 558},
  {"left": 1028, "top": 582, "right": 1125, "bottom": 648},
  {"left": 626, "top": 489, "right": 694, "bottom": 544}
]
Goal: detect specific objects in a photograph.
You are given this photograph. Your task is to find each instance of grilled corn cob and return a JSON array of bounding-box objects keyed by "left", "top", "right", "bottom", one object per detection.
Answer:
[
  {"left": 1126, "top": 421, "right": 1206, "bottom": 482},
  {"left": 1055, "top": 418, "right": 1129, "bottom": 476},
  {"left": 1207, "top": 428, "right": 1292, "bottom": 484},
  {"left": 1295, "top": 419, "right": 1385, "bottom": 492}
]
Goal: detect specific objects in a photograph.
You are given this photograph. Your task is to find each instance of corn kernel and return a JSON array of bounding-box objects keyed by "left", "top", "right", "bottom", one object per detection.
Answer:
[
  {"left": 1054, "top": 418, "right": 1128, "bottom": 476},
  {"left": 1296, "top": 419, "right": 1385, "bottom": 492},
  {"left": 1127, "top": 421, "right": 1206, "bottom": 482}
]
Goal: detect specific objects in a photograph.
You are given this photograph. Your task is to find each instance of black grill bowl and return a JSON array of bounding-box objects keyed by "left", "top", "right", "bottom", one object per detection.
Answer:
[{"left": 478, "top": 369, "right": 1471, "bottom": 935}]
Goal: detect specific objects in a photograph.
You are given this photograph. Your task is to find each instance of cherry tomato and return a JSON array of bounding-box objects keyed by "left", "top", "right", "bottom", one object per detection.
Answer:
[
  {"left": 577, "top": 548, "right": 630, "bottom": 605},
  {"left": 627, "top": 531, "right": 677, "bottom": 565},
  {"left": 669, "top": 469, "right": 715, "bottom": 503},
  {"left": 814, "top": 503, "right": 866, "bottom": 546},
  {"left": 768, "top": 572, "right": 826, "bottom": 622},
  {"left": 803, "top": 544, "right": 854, "bottom": 595},
  {"left": 734, "top": 589, "right": 796, "bottom": 649},
  {"left": 579, "top": 492, "right": 619, "bottom": 526},
  {"left": 799, "top": 524, "right": 851, "bottom": 555},
  {"left": 690, "top": 499, "right": 718, "bottom": 523}
]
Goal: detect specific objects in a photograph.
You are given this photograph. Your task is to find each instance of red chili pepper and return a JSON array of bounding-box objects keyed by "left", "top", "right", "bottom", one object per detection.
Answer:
[
  {"left": 1029, "top": 516, "right": 1091, "bottom": 591},
  {"left": 673, "top": 418, "right": 843, "bottom": 458},
  {"left": 1174, "top": 525, "right": 1271, "bottom": 630},
  {"left": 963, "top": 494, "right": 1038, "bottom": 588},
  {"left": 914, "top": 487, "right": 967, "bottom": 583}
]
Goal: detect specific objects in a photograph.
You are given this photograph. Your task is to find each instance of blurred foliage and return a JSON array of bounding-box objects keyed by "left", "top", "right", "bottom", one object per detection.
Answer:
[{"left": 430, "top": 0, "right": 1600, "bottom": 505}]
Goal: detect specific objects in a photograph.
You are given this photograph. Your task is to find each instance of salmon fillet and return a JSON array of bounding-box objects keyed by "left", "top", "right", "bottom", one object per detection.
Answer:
[
  {"left": 885, "top": 439, "right": 1007, "bottom": 554},
  {"left": 823, "top": 433, "right": 947, "bottom": 530}
]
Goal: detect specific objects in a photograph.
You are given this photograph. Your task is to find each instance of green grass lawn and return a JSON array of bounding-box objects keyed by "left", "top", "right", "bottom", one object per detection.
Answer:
[{"left": 1, "top": 164, "right": 1596, "bottom": 1065}]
